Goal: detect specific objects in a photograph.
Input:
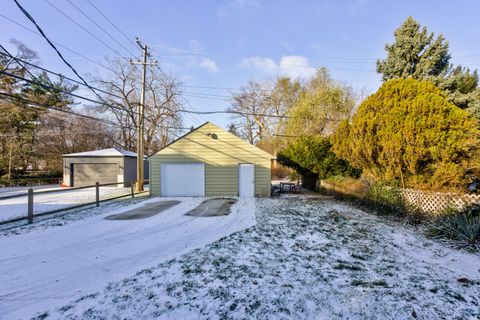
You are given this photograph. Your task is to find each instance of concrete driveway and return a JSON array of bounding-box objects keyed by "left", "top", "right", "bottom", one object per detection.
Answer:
[{"left": 0, "top": 197, "right": 255, "bottom": 319}]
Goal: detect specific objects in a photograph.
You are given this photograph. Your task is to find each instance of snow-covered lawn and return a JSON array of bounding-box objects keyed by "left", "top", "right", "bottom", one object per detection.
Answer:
[
  {"left": 0, "top": 186, "right": 138, "bottom": 222},
  {"left": 0, "top": 184, "right": 60, "bottom": 195},
  {"left": 31, "top": 196, "right": 480, "bottom": 320},
  {"left": 0, "top": 196, "right": 255, "bottom": 319},
  {"left": 1, "top": 196, "right": 479, "bottom": 319}
]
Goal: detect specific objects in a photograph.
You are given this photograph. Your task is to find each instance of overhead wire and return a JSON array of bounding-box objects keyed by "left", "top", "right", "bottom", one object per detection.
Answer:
[
  {"left": 0, "top": 13, "right": 115, "bottom": 73},
  {"left": 5, "top": 2, "right": 355, "bottom": 128},
  {"left": 0, "top": 92, "right": 192, "bottom": 133},
  {"left": 0, "top": 91, "right": 133, "bottom": 129},
  {"left": 4, "top": 2, "right": 190, "bottom": 144},
  {"left": 64, "top": 0, "right": 137, "bottom": 57},
  {"left": 42, "top": 0, "right": 125, "bottom": 57},
  {"left": 0, "top": 69, "right": 140, "bottom": 116},
  {"left": 175, "top": 108, "right": 345, "bottom": 121},
  {"left": 180, "top": 96, "right": 209, "bottom": 123},
  {"left": 84, "top": 0, "right": 139, "bottom": 51},
  {"left": 0, "top": 51, "right": 124, "bottom": 100},
  {"left": 12, "top": 0, "right": 129, "bottom": 115}
]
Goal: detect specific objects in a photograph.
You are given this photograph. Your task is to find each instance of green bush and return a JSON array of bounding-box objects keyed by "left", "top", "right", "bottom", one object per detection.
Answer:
[
  {"left": 277, "top": 136, "right": 360, "bottom": 190},
  {"left": 429, "top": 205, "right": 480, "bottom": 251},
  {"left": 332, "top": 78, "right": 480, "bottom": 192},
  {"left": 365, "top": 182, "right": 406, "bottom": 215}
]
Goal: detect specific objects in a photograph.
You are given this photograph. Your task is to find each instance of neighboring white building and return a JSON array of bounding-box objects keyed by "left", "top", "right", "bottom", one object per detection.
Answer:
[{"left": 62, "top": 148, "right": 148, "bottom": 187}]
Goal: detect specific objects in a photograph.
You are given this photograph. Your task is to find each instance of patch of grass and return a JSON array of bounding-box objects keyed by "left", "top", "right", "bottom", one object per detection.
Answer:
[
  {"left": 211, "top": 256, "right": 228, "bottom": 267},
  {"left": 350, "top": 253, "right": 368, "bottom": 261},
  {"left": 429, "top": 205, "right": 480, "bottom": 252},
  {"left": 32, "top": 311, "right": 49, "bottom": 320},
  {"left": 333, "top": 262, "right": 363, "bottom": 271},
  {"left": 351, "top": 279, "right": 388, "bottom": 287},
  {"left": 446, "top": 291, "right": 467, "bottom": 303},
  {"left": 319, "top": 180, "right": 427, "bottom": 224},
  {"left": 372, "top": 280, "right": 388, "bottom": 287},
  {"left": 74, "top": 293, "right": 99, "bottom": 303},
  {"left": 57, "top": 304, "right": 74, "bottom": 313}
]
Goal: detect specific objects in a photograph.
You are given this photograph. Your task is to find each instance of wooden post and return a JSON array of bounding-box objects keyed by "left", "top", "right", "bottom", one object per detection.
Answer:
[
  {"left": 7, "top": 142, "right": 12, "bottom": 184},
  {"left": 95, "top": 182, "right": 100, "bottom": 207},
  {"left": 131, "top": 180, "right": 135, "bottom": 198},
  {"left": 27, "top": 188, "right": 33, "bottom": 224}
]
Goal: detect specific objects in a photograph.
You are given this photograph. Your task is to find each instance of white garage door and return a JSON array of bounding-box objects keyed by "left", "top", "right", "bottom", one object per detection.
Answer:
[{"left": 160, "top": 163, "right": 205, "bottom": 196}]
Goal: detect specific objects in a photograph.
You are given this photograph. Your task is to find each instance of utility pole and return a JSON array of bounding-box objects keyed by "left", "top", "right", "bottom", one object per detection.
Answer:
[{"left": 131, "top": 37, "right": 157, "bottom": 192}]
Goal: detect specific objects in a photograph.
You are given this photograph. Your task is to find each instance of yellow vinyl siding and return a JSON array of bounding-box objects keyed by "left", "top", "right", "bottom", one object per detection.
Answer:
[{"left": 149, "top": 123, "right": 273, "bottom": 197}]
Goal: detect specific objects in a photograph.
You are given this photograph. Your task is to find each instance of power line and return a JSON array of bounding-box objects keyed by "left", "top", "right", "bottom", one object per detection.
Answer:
[
  {"left": 0, "top": 127, "right": 190, "bottom": 137},
  {"left": 85, "top": 0, "right": 138, "bottom": 50},
  {"left": 0, "top": 130, "right": 118, "bottom": 137},
  {"left": 0, "top": 50, "right": 124, "bottom": 101},
  {"left": 1, "top": 51, "right": 343, "bottom": 123},
  {"left": 175, "top": 108, "right": 345, "bottom": 122},
  {"left": 0, "top": 91, "right": 133, "bottom": 129},
  {"left": 65, "top": 0, "right": 136, "bottom": 57},
  {"left": 0, "top": 92, "right": 192, "bottom": 133},
  {"left": 160, "top": 53, "right": 376, "bottom": 72},
  {"left": 176, "top": 109, "right": 289, "bottom": 118},
  {"left": 42, "top": 0, "right": 124, "bottom": 57},
  {"left": 184, "top": 94, "right": 229, "bottom": 101},
  {"left": 153, "top": 43, "right": 480, "bottom": 63},
  {"left": 0, "top": 13, "right": 114, "bottom": 73},
  {"left": 0, "top": 69, "right": 140, "bottom": 116},
  {"left": 184, "top": 91, "right": 232, "bottom": 99},
  {"left": 178, "top": 96, "right": 207, "bottom": 124},
  {"left": 183, "top": 84, "right": 241, "bottom": 91},
  {"left": 0, "top": 44, "right": 115, "bottom": 133},
  {"left": 13, "top": 0, "right": 124, "bottom": 114},
  {"left": 153, "top": 64, "right": 205, "bottom": 125}
]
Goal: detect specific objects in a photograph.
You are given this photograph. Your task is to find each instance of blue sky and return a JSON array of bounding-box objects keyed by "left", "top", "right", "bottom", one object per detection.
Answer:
[{"left": 2, "top": 0, "right": 480, "bottom": 129}]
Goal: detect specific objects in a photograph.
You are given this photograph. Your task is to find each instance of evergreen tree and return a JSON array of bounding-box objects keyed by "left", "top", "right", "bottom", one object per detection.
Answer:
[
  {"left": 331, "top": 78, "right": 480, "bottom": 192},
  {"left": 0, "top": 41, "right": 77, "bottom": 176},
  {"left": 377, "top": 17, "right": 480, "bottom": 117}
]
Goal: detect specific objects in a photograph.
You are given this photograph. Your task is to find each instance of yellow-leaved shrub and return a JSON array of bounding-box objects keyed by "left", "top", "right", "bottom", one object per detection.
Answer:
[{"left": 331, "top": 78, "right": 480, "bottom": 192}]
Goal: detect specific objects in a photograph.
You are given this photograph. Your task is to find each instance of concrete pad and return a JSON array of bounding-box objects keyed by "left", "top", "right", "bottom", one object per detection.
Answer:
[
  {"left": 104, "top": 200, "right": 181, "bottom": 220},
  {"left": 186, "top": 198, "right": 237, "bottom": 217}
]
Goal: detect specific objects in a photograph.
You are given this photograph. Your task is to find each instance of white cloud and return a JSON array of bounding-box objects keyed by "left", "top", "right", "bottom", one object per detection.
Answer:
[
  {"left": 241, "top": 56, "right": 277, "bottom": 74},
  {"left": 199, "top": 58, "right": 220, "bottom": 73},
  {"left": 241, "top": 55, "right": 316, "bottom": 79},
  {"left": 279, "top": 55, "right": 316, "bottom": 78},
  {"left": 217, "top": 0, "right": 262, "bottom": 17}
]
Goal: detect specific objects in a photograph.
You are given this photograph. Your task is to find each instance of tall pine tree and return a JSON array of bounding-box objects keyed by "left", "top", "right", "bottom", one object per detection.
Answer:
[{"left": 377, "top": 17, "right": 480, "bottom": 117}]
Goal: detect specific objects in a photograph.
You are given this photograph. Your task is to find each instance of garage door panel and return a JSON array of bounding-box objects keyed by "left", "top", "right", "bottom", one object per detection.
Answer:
[
  {"left": 160, "top": 163, "right": 205, "bottom": 196},
  {"left": 74, "top": 163, "right": 118, "bottom": 187}
]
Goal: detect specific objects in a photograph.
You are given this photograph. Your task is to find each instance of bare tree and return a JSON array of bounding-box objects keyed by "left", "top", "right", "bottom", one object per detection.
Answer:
[
  {"left": 94, "top": 58, "right": 183, "bottom": 154},
  {"left": 33, "top": 112, "right": 114, "bottom": 171},
  {"left": 229, "top": 77, "right": 301, "bottom": 144}
]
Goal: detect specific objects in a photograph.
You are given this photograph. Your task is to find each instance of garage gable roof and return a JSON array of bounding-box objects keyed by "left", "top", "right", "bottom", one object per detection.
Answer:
[
  {"left": 63, "top": 148, "right": 138, "bottom": 158},
  {"left": 149, "top": 122, "right": 275, "bottom": 160}
]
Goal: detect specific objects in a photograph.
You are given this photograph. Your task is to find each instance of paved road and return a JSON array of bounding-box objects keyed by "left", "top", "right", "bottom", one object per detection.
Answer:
[{"left": 0, "top": 197, "right": 255, "bottom": 319}]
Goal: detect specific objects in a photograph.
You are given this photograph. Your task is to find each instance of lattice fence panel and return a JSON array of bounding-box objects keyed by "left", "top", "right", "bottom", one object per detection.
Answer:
[
  {"left": 401, "top": 189, "right": 480, "bottom": 215},
  {"left": 319, "top": 180, "right": 480, "bottom": 215}
]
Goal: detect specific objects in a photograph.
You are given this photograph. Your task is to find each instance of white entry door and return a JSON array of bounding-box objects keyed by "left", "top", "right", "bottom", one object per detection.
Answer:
[
  {"left": 160, "top": 163, "right": 205, "bottom": 196},
  {"left": 238, "top": 164, "right": 255, "bottom": 197}
]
